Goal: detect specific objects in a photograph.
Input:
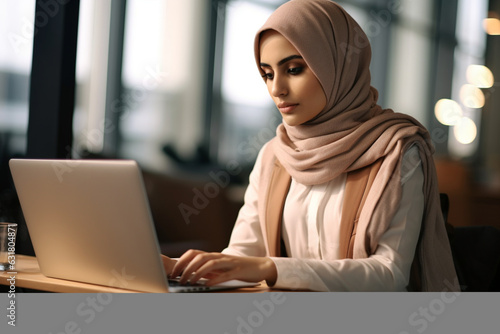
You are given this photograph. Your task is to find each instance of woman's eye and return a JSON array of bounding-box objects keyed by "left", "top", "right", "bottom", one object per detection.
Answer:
[
  {"left": 288, "top": 67, "right": 303, "bottom": 75},
  {"left": 262, "top": 72, "right": 274, "bottom": 80}
]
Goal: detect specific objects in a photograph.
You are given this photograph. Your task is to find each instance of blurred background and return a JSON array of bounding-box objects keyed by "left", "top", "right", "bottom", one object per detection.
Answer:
[{"left": 0, "top": 0, "right": 499, "bottom": 260}]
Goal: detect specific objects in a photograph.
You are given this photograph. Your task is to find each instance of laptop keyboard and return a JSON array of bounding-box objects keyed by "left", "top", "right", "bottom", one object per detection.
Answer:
[{"left": 167, "top": 277, "right": 211, "bottom": 291}]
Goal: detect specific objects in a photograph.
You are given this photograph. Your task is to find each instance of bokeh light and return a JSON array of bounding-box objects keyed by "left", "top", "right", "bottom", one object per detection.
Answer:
[
  {"left": 466, "top": 64, "right": 494, "bottom": 88},
  {"left": 483, "top": 18, "right": 500, "bottom": 35},
  {"left": 453, "top": 117, "right": 477, "bottom": 144},
  {"left": 459, "top": 84, "right": 485, "bottom": 108},
  {"left": 434, "top": 99, "right": 463, "bottom": 125}
]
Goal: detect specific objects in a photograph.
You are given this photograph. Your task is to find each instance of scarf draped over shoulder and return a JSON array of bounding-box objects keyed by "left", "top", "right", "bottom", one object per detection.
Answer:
[{"left": 253, "top": 0, "right": 459, "bottom": 291}]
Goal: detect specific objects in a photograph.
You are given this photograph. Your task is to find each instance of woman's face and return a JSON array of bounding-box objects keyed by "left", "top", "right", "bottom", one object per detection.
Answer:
[{"left": 259, "top": 30, "right": 327, "bottom": 126}]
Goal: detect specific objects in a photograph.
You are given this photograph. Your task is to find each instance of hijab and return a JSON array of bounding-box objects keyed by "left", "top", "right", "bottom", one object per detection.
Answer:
[{"left": 254, "top": 0, "right": 459, "bottom": 291}]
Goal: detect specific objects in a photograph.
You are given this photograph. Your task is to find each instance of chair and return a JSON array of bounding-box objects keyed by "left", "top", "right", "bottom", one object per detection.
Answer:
[{"left": 442, "top": 193, "right": 500, "bottom": 292}]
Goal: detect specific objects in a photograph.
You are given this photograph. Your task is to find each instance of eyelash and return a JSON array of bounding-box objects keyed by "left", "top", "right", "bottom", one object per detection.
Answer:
[
  {"left": 262, "top": 67, "right": 304, "bottom": 80},
  {"left": 288, "top": 67, "right": 303, "bottom": 75}
]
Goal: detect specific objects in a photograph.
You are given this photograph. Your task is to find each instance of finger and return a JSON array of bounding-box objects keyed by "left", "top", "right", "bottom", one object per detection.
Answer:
[
  {"left": 189, "top": 258, "right": 236, "bottom": 284},
  {"left": 178, "top": 253, "right": 215, "bottom": 284},
  {"left": 170, "top": 249, "right": 204, "bottom": 278},
  {"left": 179, "top": 253, "right": 223, "bottom": 284}
]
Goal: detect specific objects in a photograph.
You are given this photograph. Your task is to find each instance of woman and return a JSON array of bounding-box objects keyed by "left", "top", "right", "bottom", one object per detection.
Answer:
[{"left": 164, "top": 0, "right": 459, "bottom": 292}]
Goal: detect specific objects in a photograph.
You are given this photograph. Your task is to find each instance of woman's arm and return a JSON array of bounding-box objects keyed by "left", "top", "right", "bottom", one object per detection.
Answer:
[
  {"left": 219, "top": 144, "right": 269, "bottom": 257},
  {"left": 169, "top": 145, "right": 275, "bottom": 285}
]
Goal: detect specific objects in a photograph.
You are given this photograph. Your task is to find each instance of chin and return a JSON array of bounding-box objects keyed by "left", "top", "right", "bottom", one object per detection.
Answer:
[
  {"left": 283, "top": 119, "right": 297, "bottom": 126},
  {"left": 282, "top": 117, "right": 304, "bottom": 127}
]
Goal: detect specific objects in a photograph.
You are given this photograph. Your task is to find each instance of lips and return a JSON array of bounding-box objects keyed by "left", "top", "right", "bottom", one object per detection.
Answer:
[{"left": 277, "top": 102, "right": 298, "bottom": 114}]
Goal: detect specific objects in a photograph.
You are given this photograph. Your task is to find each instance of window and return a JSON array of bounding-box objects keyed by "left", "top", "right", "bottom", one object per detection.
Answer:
[
  {"left": 0, "top": 1, "right": 35, "bottom": 161},
  {"left": 216, "top": 0, "right": 277, "bottom": 166},
  {"left": 0, "top": 0, "right": 35, "bottom": 255}
]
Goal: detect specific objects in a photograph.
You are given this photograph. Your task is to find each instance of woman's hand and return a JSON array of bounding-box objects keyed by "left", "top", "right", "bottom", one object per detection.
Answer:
[
  {"left": 160, "top": 254, "right": 177, "bottom": 276},
  {"left": 170, "top": 250, "right": 277, "bottom": 286}
]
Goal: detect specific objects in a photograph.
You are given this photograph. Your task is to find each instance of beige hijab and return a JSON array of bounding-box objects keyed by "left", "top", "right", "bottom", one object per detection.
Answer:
[{"left": 254, "top": 0, "right": 459, "bottom": 291}]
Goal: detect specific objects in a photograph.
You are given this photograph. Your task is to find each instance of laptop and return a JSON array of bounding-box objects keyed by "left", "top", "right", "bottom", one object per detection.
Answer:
[{"left": 9, "top": 158, "right": 259, "bottom": 293}]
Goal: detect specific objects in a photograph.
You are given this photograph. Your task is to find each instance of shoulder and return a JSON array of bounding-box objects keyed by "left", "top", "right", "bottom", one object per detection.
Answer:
[
  {"left": 255, "top": 138, "right": 278, "bottom": 169},
  {"left": 248, "top": 138, "right": 283, "bottom": 188},
  {"left": 400, "top": 144, "right": 423, "bottom": 184}
]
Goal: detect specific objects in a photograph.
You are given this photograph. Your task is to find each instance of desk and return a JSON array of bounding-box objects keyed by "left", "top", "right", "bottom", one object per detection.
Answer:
[{"left": 0, "top": 255, "right": 273, "bottom": 293}]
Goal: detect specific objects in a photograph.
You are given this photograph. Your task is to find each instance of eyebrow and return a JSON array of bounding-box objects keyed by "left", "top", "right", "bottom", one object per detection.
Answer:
[{"left": 260, "top": 55, "right": 303, "bottom": 68}]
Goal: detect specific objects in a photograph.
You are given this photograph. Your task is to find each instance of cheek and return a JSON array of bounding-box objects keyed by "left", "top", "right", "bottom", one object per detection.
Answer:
[{"left": 301, "top": 78, "right": 326, "bottom": 109}]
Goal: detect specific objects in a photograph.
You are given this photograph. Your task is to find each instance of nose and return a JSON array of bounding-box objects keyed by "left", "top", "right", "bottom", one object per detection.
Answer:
[{"left": 271, "top": 74, "right": 288, "bottom": 97}]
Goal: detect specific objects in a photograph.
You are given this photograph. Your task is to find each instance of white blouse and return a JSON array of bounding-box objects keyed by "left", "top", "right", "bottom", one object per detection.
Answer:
[{"left": 222, "top": 145, "right": 424, "bottom": 291}]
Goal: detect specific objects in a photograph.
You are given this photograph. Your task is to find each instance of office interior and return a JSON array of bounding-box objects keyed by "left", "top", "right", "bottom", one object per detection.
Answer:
[{"left": 0, "top": 0, "right": 499, "bottom": 291}]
